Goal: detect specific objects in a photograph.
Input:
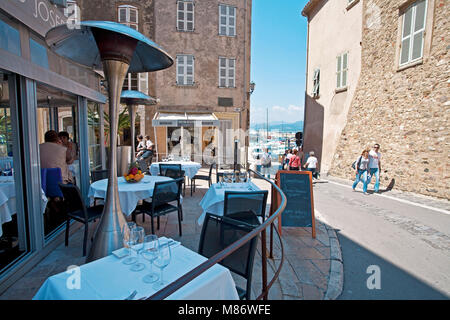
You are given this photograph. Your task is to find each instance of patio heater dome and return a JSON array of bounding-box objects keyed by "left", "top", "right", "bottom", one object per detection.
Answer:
[
  {"left": 45, "top": 21, "right": 173, "bottom": 72},
  {"left": 45, "top": 21, "right": 172, "bottom": 263}
]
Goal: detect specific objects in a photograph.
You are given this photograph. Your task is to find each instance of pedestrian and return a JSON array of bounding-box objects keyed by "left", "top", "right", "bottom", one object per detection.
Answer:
[
  {"left": 288, "top": 149, "right": 301, "bottom": 171},
  {"left": 285, "top": 149, "right": 293, "bottom": 169},
  {"left": 261, "top": 148, "right": 272, "bottom": 179},
  {"left": 367, "top": 143, "right": 382, "bottom": 193},
  {"left": 298, "top": 146, "right": 305, "bottom": 168},
  {"left": 281, "top": 150, "right": 288, "bottom": 170},
  {"left": 135, "top": 135, "right": 145, "bottom": 159},
  {"left": 352, "top": 149, "right": 370, "bottom": 194},
  {"left": 303, "top": 151, "right": 319, "bottom": 179}
]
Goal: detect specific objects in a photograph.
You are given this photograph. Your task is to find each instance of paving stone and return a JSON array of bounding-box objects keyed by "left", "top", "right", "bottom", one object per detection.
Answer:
[
  {"left": 301, "top": 283, "right": 324, "bottom": 300},
  {"left": 311, "top": 259, "right": 331, "bottom": 276}
]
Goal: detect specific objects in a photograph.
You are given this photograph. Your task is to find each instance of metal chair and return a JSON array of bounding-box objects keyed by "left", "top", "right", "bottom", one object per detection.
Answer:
[
  {"left": 91, "top": 169, "right": 108, "bottom": 182},
  {"left": 58, "top": 183, "right": 104, "bottom": 256},
  {"left": 162, "top": 166, "right": 186, "bottom": 197},
  {"left": 132, "top": 178, "right": 183, "bottom": 236},
  {"left": 223, "top": 190, "right": 269, "bottom": 227},
  {"left": 198, "top": 213, "right": 258, "bottom": 300},
  {"left": 191, "top": 162, "right": 215, "bottom": 196},
  {"left": 159, "top": 163, "right": 182, "bottom": 176}
]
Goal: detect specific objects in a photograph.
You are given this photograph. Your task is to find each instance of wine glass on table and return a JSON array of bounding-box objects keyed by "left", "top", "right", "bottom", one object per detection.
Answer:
[
  {"left": 239, "top": 171, "right": 247, "bottom": 183},
  {"left": 152, "top": 242, "right": 172, "bottom": 291},
  {"left": 121, "top": 222, "right": 137, "bottom": 265},
  {"left": 129, "top": 226, "right": 146, "bottom": 272},
  {"left": 141, "top": 235, "right": 159, "bottom": 283}
]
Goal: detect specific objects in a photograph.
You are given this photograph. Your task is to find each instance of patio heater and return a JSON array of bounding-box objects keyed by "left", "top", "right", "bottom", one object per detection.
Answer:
[
  {"left": 120, "top": 90, "right": 157, "bottom": 163},
  {"left": 45, "top": 21, "right": 173, "bottom": 262}
]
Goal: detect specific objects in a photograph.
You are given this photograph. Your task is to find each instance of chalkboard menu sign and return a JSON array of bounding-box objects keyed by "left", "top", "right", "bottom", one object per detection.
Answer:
[{"left": 274, "top": 171, "right": 316, "bottom": 238}]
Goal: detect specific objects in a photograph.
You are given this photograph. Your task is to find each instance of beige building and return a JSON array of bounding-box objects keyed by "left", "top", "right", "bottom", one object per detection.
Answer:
[
  {"left": 302, "top": 0, "right": 449, "bottom": 199},
  {"left": 76, "top": 0, "right": 253, "bottom": 166}
]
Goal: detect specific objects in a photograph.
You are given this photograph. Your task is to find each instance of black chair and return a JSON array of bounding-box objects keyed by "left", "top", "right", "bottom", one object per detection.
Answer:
[
  {"left": 198, "top": 213, "right": 258, "bottom": 300},
  {"left": 191, "top": 162, "right": 215, "bottom": 196},
  {"left": 132, "top": 178, "right": 183, "bottom": 236},
  {"left": 223, "top": 191, "right": 269, "bottom": 227},
  {"left": 58, "top": 183, "right": 104, "bottom": 256},
  {"left": 162, "top": 166, "right": 186, "bottom": 197},
  {"left": 159, "top": 163, "right": 182, "bottom": 176},
  {"left": 91, "top": 169, "right": 108, "bottom": 182}
]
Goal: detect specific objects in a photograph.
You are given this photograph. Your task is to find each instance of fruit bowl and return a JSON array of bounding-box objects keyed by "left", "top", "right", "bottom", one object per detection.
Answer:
[{"left": 124, "top": 162, "right": 144, "bottom": 183}]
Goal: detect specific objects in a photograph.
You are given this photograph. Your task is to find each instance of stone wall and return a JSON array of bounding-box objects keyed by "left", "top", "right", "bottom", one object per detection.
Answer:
[{"left": 329, "top": 0, "right": 449, "bottom": 199}]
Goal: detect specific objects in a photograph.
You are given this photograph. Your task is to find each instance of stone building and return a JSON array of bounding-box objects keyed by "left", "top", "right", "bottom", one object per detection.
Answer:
[
  {"left": 74, "top": 0, "right": 253, "bottom": 166},
  {"left": 302, "top": 0, "right": 449, "bottom": 199}
]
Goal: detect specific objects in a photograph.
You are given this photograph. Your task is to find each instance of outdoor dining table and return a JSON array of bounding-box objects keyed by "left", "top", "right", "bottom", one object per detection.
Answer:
[
  {"left": 150, "top": 161, "right": 202, "bottom": 179},
  {"left": 87, "top": 175, "right": 173, "bottom": 216},
  {"left": 198, "top": 181, "right": 261, "bottom": 225},
  {"left": 32, "top": 237, "right": 239, "bottom": 300}
]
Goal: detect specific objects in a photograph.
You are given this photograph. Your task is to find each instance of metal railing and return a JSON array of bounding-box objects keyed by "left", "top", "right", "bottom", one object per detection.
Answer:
[{"left": 147, "top": 168, "right": 286, "bottom": 300}]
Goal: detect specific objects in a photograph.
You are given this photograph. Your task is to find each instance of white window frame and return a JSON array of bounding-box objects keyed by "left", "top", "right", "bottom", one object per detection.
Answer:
[
  {"left": 123, "top": 73, "right": 139, "bottom": 91},
  {"left": 312, "top": 68, "right": 320, "bottom": 98},
  {"left": 218, "top": 57, "right": 236, "bottom": 88},
  {"left": 177, "top": 0, "right": 195, "bottom": 32},
  {"left": 118, "top": 5, "right": 138, "bottom": 30},
  {"left": 176, "top": 54, "right": 195, "bottom": 86},
  {"left": 336, "top": 52, "right": 348, "bottom": 90},
  {"left": 399, "top": 0, "right": 427, "bottom": 67},
  {"left": 218, "top": 4, "right": 236, "bottom": 37}
]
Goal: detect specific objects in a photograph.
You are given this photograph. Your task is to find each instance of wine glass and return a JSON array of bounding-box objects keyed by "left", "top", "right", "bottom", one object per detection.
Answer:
[
  {"left": 152, "top": 242, "right": 172, "bottom": 291},
  {"left": 141, "top": 235, "right": 159, "bottom": 283},
  {"left": 231, "top": 172, "right": 236, "bottom": 183},
  {"left": 129, "top": 226, "right": 145, "bottom": 272},
  {"left": 239, "top": 171, "right": 247, "bottom": 183},
  {"left": 121, "top": 222, "right": 137, "bottom": 265},
  {"left": 223, "top": 172, "right": 231, "bottom": 184}
]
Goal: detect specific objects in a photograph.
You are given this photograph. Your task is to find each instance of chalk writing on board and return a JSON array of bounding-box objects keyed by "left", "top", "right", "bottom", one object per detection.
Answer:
[{"left": 279, "top": 173, "right": 313, "bottom": 227}]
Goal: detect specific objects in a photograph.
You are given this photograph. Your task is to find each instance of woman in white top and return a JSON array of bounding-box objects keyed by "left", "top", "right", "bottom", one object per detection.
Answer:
[
  {"left": 352, "top": 149, "right": 370, "bottom": 194},
  {"left": 135, "top": 135, "right": 146, "bottom": 158},
  {"left": 303, "top": 151, "right": 319, "bottom": 179}
]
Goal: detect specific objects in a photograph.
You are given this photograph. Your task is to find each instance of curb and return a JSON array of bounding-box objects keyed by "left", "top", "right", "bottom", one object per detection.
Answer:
[{"left": 323, "top": 224, "right": 344, "bottom": 300}]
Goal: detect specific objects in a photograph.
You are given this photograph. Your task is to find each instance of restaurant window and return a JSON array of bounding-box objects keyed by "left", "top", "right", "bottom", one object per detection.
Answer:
[
  {"left": 88, "top": 102, "right": 102, "bottom": 171},
  {"left": 0, "top": 71, "right": 31, "bottom": 276},
  {"left": 118, "top": 5, "right": 138, "bottom": 30},
  {"left": 219, "top": 4, "right": 236, "bottom": 36},
  {"left": 336, "top": 52, "right": 348, "bottom": 90},
  {"left": 0, "top": 19, "right": 21, "bottom": 56},
  {"left": 218, "top": 57, "right": 235, "bottom": 88},
  {"left": 177, "top": 0, "right": 195, "bottom": 32},
  {"left": 399, "top": 0, "right": 427, "bottom": 67},
  {"left": 176, "top": 54, "right": 195, "bottom": 86}
]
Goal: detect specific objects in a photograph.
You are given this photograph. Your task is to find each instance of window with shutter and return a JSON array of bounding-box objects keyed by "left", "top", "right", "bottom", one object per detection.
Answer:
[
  {"left": 336, "top": 53, "right": 348, "bottom": 90},
  {"left": 312, "top": 69, "right": 320, "bottom": 98},
  {"left": 176, "top": 54, "right": 195, "bottom": 86},
  {"left": 219, "top": 4, "right": 236, "bottom": 36},
  {"left": 400, "top": 0, "right": 427, "bottom": 66},
  {"left": 139, "top": 73, "right": 148, "bottom": 94},
  {"left": 118, "top": 5, "right": 138, "bottom": 31},
  {"left": 219, "top": 57, "right": 236, "bottom": 88},
  {"left": 177, "top": 1, "right": 195, "bottom": 32}
]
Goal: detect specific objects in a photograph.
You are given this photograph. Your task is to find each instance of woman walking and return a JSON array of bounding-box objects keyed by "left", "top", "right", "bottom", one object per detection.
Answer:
[
  {"left": 352, "top": 149, "right": 370, "bottom": 194},
  {"left": 288, "top": 149, "right": 301, "bottom": 171}
]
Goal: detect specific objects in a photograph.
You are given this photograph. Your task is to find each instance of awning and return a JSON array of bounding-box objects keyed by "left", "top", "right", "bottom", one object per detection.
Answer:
[{"left": 152, "top": 112, "right": 219, "bottom": 127}]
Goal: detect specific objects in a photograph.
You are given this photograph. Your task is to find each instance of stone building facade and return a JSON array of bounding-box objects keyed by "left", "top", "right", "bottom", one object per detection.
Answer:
[
  {"left": 73, "top": 0, "right": 252, "bottom": 166},
  {"left": 303, "top": 0, "right": 449, "bottom": 199}
]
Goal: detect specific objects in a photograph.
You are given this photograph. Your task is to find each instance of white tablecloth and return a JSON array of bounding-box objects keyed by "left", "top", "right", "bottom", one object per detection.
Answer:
[
  {"left": 0, "top": 176, "right": 48, "bottom": 237},
  {"left": 87, "top": 175, "right": 173, "bottom": 215},
  {"left": 32, "top": 237, "right": 239, "bottom": 300},
  {"left": 150, "top": 161, "right": 202, "bottom": 179},
  {"left": 198, "top": 181, "right": 261, "bottom": 225}
]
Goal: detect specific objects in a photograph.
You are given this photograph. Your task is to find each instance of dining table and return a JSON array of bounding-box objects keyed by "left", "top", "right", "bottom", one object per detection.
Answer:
[
  {"left": 32, "top": 237, "right": 239, "bottom": 300},
  {"left": 197, "top": 181, "right": 261, "bottom": 225},
  {"left": 150, "top": 161, "right": 202, "bottom": 179},
  {"left": 87, "top": 175, "right": 173, "bottom": 216}
]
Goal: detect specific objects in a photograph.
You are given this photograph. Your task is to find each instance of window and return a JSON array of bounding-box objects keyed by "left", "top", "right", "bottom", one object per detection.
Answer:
[
  {"left": 88, "top": 102, "right": 102, "bottom": 171},
  {"left": 336, "top": 53, "right": 348, "bottom": 89},
  {"left": 123, "top": 73, "right": 138, "bottom": 91},
  {"left": 0, "top": 20, "right": 21, "bottom": 56},
  {"left": 400, "top": 0, "right": 427, "bottom": 66},
  {"left": 177, "top": 0, "right": 194, "bottom": 32},
  {"left": 30, "top": 39, "right": 49, "bottom": 69},
  {"left": 118, "top": 5, "right": 138, "bottom": 30},
  {"left": 219, "top": 4, "right": 236, "bottom": 36},
  {"left": 176, "top": 55, "right": 195, "bottom": 86},
  {"left": 219, "top": 57, "right": 236, "bottom": 88},
  {"left": 312, "top": 69, "right": 320, "bottom": 98}
]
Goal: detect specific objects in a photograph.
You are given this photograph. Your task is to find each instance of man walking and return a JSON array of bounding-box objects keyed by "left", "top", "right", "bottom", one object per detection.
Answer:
[{"left": 367, "top": 143, "right": 382, "bottom": 193}]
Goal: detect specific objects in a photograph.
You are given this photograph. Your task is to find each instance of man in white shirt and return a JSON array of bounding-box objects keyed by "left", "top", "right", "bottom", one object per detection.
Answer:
[
  {"left": 303, "top": 151, "right": 319, "bottom": 179},
  {"left": 367, "top": 143, "right": 382, "bottom": 192},
  {"left": 261, "top": 148, "right": 271, "bottom": 179}
]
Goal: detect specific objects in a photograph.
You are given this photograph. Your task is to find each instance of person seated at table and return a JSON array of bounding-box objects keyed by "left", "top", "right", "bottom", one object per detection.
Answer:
[
  {"left": 40, "top": 130, "right": 73, "bottom": 184},
  {"left": 138, "top": 135, "right": 154, "bottom": 161},
  {"left": 58, "top": 131, "right": 77, "bottom": 165},
  {"left": 135, "top": 135, "right": 146, "bottom": 159}
]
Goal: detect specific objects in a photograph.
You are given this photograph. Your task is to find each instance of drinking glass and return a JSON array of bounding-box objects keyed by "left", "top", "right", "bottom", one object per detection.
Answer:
[
  {"left": 239, "top": 171, "right": 247, "bottom": 183},
  {"left": 231, "top": 172, "right": 236, "bottom": 183},
  {"left": 223, "top": 172, "right": 231, "bottom": 183},
  {"left": 129, "top": 226, "right": 146, "bottom": 272},
  {"left": 152, "top": 242, "right": 172, "bottom": 291},
  {"left": 121, "top": 222, "right": 137, "bottom": 265},
  {"left": 141, "top": 235, "right": 159, "bottom": 283}
]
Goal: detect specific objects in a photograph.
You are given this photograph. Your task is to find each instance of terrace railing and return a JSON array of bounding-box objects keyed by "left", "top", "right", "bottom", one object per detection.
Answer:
[{"left": 147, "top": 168, "right": 286, "bottom": 300}]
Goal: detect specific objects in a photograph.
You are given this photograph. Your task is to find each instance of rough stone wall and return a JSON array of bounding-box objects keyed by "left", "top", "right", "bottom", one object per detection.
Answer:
[{"left": 329, "top": 0, "right": 449, "bottom": 199}]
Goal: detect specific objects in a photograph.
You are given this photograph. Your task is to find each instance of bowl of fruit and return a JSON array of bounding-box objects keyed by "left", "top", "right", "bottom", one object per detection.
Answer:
[{"left": 124, "top": 163, "right": 144, "bottom": 183}]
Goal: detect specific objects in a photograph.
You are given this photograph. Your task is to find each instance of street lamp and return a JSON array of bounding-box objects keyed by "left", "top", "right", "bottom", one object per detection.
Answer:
[
  {"left": 46, "top": 21, "right": 173, "bottom": 262},
  {"left": 248, "top": 81, "right": 256, "bottom": 94}
]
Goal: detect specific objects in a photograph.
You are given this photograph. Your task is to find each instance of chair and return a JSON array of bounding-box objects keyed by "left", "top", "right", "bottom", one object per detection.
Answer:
[
  {"left": 159, "top": 163, "right": 182, "bottom": 176},
  {"left": 223, "top": 191, "right": 269, "bottom": 227},
  {"left": 165, "top": 168, "right": 186, "bottom": 197},
  {"left": 191, "top": 162, "right": 215, "bottom": 196},
  {"left": 91, "top": 169, "right": 108, "bottom": 182},
  {"left": 58, "top": 183, "right": 104, "bottom": 256},
  {"left": 198, "top": 213, "right": 258, "bottom": 300},
  {"left": 45, "top": 168, "right": 64, "bottom": 198},
  {"left": 132, "top": 178, "right": 183, "bottom": 236}
]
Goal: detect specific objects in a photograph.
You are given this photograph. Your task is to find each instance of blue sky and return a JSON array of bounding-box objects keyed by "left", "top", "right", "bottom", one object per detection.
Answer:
[{"left": 250, "top": 0, "right": 309, "bottom": 124}]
